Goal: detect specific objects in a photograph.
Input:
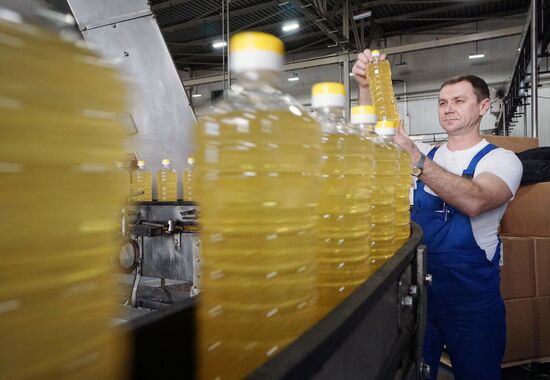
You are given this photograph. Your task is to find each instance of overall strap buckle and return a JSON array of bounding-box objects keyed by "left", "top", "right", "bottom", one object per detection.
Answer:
[{"left": 461, "top": 143, "right": 498, "bottom": 178}]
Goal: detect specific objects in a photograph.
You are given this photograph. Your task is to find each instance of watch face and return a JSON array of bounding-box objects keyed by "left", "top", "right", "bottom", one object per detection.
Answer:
[{"left": 412, "top": 167, "right": 422, "bottom": 177}]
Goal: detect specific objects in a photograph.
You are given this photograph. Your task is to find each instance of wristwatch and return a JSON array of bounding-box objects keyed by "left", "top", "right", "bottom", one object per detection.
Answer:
[{"left": 412, "top": 153, "right": 426, "bottom": 177}]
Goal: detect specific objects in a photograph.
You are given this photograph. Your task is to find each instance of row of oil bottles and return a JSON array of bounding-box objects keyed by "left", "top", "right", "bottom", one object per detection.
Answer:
[
  {"left": 194, "top": 33, "right": 409, "bottom": 380},
  {"left": 0, "top": 9, "right": 406, "bottom": 379},
  {"left": 131, "top": 158, "right": 195, "bottom": 201}
]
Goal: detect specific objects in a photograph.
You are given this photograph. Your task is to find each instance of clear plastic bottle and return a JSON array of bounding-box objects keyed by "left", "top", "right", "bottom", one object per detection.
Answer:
[
  {"left": 182, "top": 156, "right": 194, "bottom": 202},
  {"left": 157, "top": 158, "right": 177, "bottom": 201},
  {"left": 311, "top": 82, "right": 373, "bottom": 315},
  {"left": 371, "top": 120, "right": 398, "bottom": 263},
  {"left": 195, "top": 32, "right": 322, "bottom": 380},
  {"left": 374, "top": 119, "right": 411, "bottom": 251},
  {"left": 1, "top": 11, "right": 128, "bottom": 379},
  {"left": 395, "top": 150, "right": 412, "bottom": 249},
  {"left": 367, "top": 50, "right": 400, "bottom": 125},
  {"left": 132, "top": 160, "right": 152, "bottom": 201}
]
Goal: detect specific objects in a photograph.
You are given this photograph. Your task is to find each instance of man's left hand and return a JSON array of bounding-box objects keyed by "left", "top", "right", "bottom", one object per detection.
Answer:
[{"left": 394, "top": 120, "right": 421, "bottom": 163}]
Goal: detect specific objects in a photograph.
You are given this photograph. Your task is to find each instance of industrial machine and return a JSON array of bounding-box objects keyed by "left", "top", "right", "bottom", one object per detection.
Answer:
[{"left": 119, "top": 201, "right": 200, "bottom": 309}]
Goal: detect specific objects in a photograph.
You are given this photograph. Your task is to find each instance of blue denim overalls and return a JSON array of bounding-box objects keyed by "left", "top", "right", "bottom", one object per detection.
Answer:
[{"left": 412, "top": 144, "right": 506, "bottom": 380}]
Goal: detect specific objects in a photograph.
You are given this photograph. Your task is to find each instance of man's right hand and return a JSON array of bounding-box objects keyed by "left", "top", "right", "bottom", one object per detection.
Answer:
[{"left": 352, "top": 49, "right": 387, "bottom": 105}]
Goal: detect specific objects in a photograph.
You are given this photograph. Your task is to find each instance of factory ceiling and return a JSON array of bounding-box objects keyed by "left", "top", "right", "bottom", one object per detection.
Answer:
[{"left": 150, "top": 0, "right": 531, "bottom": 71}]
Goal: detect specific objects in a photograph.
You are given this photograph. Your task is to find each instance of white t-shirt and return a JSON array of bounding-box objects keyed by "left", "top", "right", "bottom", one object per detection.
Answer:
[{"left": 415, "top": 139, "right": 523, "bottom": 262}]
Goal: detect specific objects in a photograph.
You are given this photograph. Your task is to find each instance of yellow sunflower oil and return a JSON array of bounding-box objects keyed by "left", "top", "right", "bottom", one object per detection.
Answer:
[
  {"left": 312, "top": 83, "right": 373, "bottom": 315},
  {"left": 195, "top": 32, "right": 322, "bottom": 380}
]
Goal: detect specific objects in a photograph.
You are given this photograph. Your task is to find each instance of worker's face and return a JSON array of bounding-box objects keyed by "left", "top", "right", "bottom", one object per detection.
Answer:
[{"left": 438, "top": 81, "right": 490, "bottom": 136}]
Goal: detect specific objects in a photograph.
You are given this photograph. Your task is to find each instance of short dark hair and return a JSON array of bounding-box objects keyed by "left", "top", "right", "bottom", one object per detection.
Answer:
[{"left": 439, "top": 75, "right": 490, "bottom": 103}]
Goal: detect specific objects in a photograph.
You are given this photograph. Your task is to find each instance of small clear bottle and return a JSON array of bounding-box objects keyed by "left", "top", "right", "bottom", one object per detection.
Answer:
[
  {"left": 312, "top": 82, "right": 373, "bottom": 315},
  {"left": 157, "top": 158, "right": 177, "bottom": 201},
  {"left": 132, "top": 160, "right": 152, "bottom": 201},
  {"left": 367, "top": 50, "right": 400, "bottom": 125},
  {"left": 182, "top": 156, "right": 194, "bottom": 202}
]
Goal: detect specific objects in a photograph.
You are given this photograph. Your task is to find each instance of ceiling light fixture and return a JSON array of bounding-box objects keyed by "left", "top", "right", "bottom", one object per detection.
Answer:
[
  {"left": 282, "top": 21, "right": 299, "bottom": 32},
  {"left": 192, "top": 93, "right": 202, "bottom": 98},
  {"left": 353, "top": 10, "right": 372, "bottom": 21},
  {"left": 212, "top": 40, "right": 227, "bottom": 49},
  {"left": 288, "top": 76, "right": 300, "bottom": 82},
  {"left": 468, "top": 53, "right": 485, "bottom": 59}
]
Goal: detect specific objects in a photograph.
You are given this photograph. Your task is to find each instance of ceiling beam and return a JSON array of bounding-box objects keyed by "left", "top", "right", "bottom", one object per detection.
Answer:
[
  {"left": 161, "top": 1, "right": 280, "bottom": 33},
  {"left": 362, "top": 0, "right": 501, "bottom": 6},
  {"left": 166, "top": 16, "right": 312, "bottom": 49},
  {"left": 292, "top": 0, "right": 348, "bottom": 47},
  {"left": 151, "top": 0, "right": 196, "bottom": 12}
]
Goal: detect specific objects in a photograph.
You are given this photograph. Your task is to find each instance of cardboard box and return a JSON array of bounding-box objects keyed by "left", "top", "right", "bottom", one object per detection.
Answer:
[
  {"left": 500, "top": 182, "right": 550, "bottom": 237},
  {"left": 500, "top": 236, "right": 536, "bottom": 299},
  {"left": 483, "top": 135, "right": 539, "bottom": 153},
  {"left": 534, "top": 296, "right": 550, "bottom": 357},
  {"left": 534, "top": 238, "right": 550, "bottom": 297},
  {"left": 504, "top": 298, "right": 536, "bottom": 362}
]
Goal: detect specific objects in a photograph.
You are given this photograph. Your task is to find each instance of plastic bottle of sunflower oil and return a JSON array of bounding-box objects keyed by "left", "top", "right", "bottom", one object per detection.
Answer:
[
  {"left": 374, "top": 119, "right": 411, "bottom": 252},
  {"left": 367, "top": 120, "right": 398, "bottom": 264},
  {"left": 1, "top": 10, "right": 128, "bottom": 379},
  {"left": 195, "top": 32, "right": 322, "bottom": 380},
  {"left": 367, "top": 50, "right": 400, "bottom": 125},
  {"left": 311, "top": 82, "right": 373, "bottom": 315},
  {"left": 395, "top": 147, "right": 412, "bottom": 249},
  {"left": 132, "top": 160, "right": 152, "bottom": 201},
  {"left": 182, "top": 156, "right": 194, "bottom": 201},
  {"left": 157, "top": 158, "right": 177, "bottom": 201}
]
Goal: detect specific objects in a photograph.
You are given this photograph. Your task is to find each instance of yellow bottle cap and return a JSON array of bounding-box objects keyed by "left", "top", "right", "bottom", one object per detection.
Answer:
[
  {"left": 376, "top": 120, "right": 395, "bottom": 129},
  {"left": 351, "top": 105, "right": 376, "bottom": 115},
  {"left": 187, "top": 157, "right": 194, "bottom": 165},
  {"left": 230, "top": 32, "right": 284, "bottom": 55},
  {"left": 311, "top": 82, "right": 345, "bottom": 96},
  {"left": 371, "top": 49, "right": 381, "bottom": 56},
  {"left": 375, "top": 119, "right": 397, "bottom": 136},
  {"left": 161, "top": 159, "right": 171, "bottom": 165},
  {"left": 311, "top": 82, "right": 346, "bottom": 108},
  {"left": 230, "top": 32, "right": 284, "bottom": 73},
  {"left": 137, "top": 160, "right": 145, "bottom": 166},
  {"left": 350, "top": 105, "right": 377, "bottom": 125}
]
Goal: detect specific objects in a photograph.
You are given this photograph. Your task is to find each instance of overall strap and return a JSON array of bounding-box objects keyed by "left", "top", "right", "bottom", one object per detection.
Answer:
[
  {"left": 427, "top": 146, "right": 438, "bottom": 160},
  {"left": 462, "top": 143, "right": 498, "bottom": 179}
]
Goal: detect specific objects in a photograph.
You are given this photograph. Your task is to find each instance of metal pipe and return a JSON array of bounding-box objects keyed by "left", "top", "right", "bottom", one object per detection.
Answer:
[
  {"left": 226, "top": 0, "right": 231, "bottom": 88},
  {"left": 343, "top": 0, "right": 350, "bottom": 118},
  {"left": 221, "top": 0, "right": 225, "bottom": 91},
  {"left": 531, "top": 0, "right": 538, "bottom": 138},
  {"left": 403, "top": 80, "right": 408, "bottom": 133},
  {"left": 523, "top": 101, "right": 527, "bottom": 136}
]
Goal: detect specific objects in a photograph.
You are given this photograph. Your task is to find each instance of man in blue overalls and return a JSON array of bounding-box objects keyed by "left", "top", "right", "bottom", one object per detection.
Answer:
[{"left": 353, "top": 50, "right": 523, "bottom": 379}]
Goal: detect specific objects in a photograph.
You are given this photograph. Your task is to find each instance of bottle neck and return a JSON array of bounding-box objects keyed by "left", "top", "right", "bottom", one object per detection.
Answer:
[
  {"left": 353, "top": 122, "right": 377, "bottom": 135},
  {"left": 235, "top": 69, "right": 281, "bottom": 90},
  {"left": 314, "top": 106, "right": 346, "bottom": 122}
]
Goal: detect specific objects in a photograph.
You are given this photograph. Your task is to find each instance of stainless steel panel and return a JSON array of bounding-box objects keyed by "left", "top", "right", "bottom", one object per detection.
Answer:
[
  {"left": 69, "top": 1, "right": 196, "bottom": 199},
  {"left": 67, "top": 0, "right": 150, "bottom": 30},
  {"left": 136, "top": 204, "right": 198, "bottom": 283},
  {"left": 81, "top": 16, "right": 196, "bottom": 199}
]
